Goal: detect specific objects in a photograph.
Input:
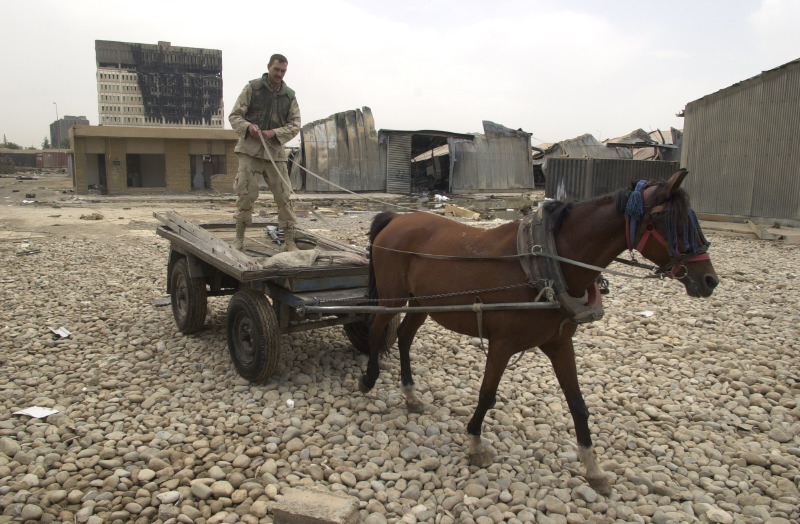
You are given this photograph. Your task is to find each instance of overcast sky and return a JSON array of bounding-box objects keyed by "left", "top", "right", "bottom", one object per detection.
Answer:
[{"left": 1, "top": 0, "right": 798, "bottom": 148}]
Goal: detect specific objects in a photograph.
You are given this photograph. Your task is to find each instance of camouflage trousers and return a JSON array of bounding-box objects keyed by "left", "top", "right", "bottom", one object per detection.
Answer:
[{"left": 233, "top": 153, "right": 295, "bottom": 227}]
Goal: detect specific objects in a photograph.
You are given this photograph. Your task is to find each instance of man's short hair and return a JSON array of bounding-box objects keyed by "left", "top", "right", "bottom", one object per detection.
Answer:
[{"left": 269, "top": 54, "right": 288, "bottom": 66}]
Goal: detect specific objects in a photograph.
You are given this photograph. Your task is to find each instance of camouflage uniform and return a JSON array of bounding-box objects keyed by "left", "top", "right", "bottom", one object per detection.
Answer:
[{"left": 228, "top": 75, "right": 301, "bottom": 229}]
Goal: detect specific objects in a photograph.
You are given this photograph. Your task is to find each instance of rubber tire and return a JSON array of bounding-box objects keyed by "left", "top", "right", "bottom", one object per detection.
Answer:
[
  {"left": 226, "top": 289, "right": 280, "bottom": 382},
  {"left": 344, "top": 314, "right": 400, "bottom": 355},
  {"left": 170, "top": 257, "right": 208, "bottom": 334}
]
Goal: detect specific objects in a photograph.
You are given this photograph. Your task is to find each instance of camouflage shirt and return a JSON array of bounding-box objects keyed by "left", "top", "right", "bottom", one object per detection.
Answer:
[{"left": 229, "top": 76, "right": 301, "bottom": 161}]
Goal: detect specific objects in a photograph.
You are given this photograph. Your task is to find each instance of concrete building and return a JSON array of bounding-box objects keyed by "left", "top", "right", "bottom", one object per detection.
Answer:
[
  {"left": 50, "top": 115, "right": 89, "bottom": 149},
  {"left": 70, "top": 125, "right": 237, "bottom": 195},
  {"left": 95, "top": 40, "right": 224, "bottom": 129}
]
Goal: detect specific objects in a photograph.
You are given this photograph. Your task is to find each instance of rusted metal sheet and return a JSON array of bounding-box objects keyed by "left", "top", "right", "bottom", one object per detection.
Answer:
[
  {"left": 681, "top": 58, "right": 800, "bottom": 221},
  {"left": 300, "top": 107, "right": 381, "bottom": 192},
  {"left": 450, "top": 121, "right": 532, "bottom": 191},
  {"left": 544, "top": 158, "right": 680, "bottom": 201}
]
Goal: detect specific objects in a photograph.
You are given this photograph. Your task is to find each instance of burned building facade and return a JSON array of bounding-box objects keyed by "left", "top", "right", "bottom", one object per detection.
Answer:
[{"left": 95, "top": 40, "right": 224, "bottom": 129}]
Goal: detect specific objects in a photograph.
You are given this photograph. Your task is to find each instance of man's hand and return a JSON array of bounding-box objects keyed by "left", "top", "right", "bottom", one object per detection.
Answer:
[
  {"left": 261, "top": 129, "right": 277, "bottom": 140},
  {"left": 248, "top": 124, "right": 260, "bottom": 137}
]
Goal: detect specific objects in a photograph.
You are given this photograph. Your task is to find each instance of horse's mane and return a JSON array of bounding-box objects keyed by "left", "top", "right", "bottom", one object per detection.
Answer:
[{"left": 545, "top": 180, "right": 707, "bottom": 255}]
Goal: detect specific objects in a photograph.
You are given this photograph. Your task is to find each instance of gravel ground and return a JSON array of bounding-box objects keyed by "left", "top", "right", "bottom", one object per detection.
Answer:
[{"left": 0, "top": 204, "right": 799, "bottom": 524}]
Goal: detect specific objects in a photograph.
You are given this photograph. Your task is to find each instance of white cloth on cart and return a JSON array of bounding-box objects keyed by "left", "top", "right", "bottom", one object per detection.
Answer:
[{"left": 264, "top": 248, "right": 368, "bottom": 269}]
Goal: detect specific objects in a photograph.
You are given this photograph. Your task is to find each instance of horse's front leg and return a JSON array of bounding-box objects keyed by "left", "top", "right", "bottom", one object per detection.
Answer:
[
  {"left": 360, "top": 313, "right": 394, "bottom": 393},
  {"left": 466, "top": 343, "right": 513, "bottom": 468},
  {"left": 541, "top": 338, "right": 610, "bottom": 495},
  {"left": 396, "top": 312, "right": 428, "bottom": 413}
]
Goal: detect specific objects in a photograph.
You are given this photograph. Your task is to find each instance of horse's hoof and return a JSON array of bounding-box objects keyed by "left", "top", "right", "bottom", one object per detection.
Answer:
[
  {"left": 587, "top": 474, "right": 612, "bottom": 496},
  {"left": 359, "top": 375, "right": 373, "bottom": 393},
  {"left": 468, "top": 450, "right": 493, "bottom": 468}
]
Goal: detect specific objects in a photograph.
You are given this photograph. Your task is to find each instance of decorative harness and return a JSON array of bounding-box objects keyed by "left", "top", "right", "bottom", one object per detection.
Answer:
[
  {"left": 624, "top": 179, "right": 710, "bottom": 280},
  {"left": 519, "top": 179, "right": 711, "bottom": 324}
]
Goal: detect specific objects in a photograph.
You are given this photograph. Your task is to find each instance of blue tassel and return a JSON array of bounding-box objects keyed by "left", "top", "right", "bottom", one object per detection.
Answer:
[
  {"left": 624, "top": 180, "right": 647, "bottom": 220},
  {"left": 625, "top": 180, "right": 647, "bottom": 245}
]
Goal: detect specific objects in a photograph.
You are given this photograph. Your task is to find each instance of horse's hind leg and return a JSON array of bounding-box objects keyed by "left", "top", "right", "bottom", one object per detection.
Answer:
[
  {"left": 541, "top": 339, "right": 610, "bottom": 495},
  {"left": 397, "top": 312, "right": 427, "bottom": 413},
  {"left": 466, "top": 343, "right": 514, "bottom": 468}
]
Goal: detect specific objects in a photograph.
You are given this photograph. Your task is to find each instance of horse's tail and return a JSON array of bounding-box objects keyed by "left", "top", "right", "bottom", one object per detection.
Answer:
[{"left": 367, "top": 211, "right": 398, "bottom": 302}]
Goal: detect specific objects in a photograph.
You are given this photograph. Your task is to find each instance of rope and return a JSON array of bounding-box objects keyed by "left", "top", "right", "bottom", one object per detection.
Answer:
[
  {"left": 288, "top": 158, "right": 429, "bottom": 214},
  {"left": 313, "top": 281, "right": 536, "bottom": 304}
]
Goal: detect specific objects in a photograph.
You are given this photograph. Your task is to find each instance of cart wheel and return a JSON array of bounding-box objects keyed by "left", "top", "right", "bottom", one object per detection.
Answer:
[
  {"left": 226, "top": 289, "right": 280, "bottom": 382},
  {"left": 344, "top": 314, "right": 400, "bottom": 355},
  {"left": 170, "top": 257, "right": 208, "bottom": 334}
]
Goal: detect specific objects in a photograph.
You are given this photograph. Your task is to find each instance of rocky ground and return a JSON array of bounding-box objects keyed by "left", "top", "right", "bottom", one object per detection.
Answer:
[{"left": 0, "top": 172, "right": 798, "bottom": 523}]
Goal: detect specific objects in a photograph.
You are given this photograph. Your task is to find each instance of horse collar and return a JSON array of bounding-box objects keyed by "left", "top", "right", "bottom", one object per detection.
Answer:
[{"left": 516, "top": 206, "right": 605, "bottom": 324}]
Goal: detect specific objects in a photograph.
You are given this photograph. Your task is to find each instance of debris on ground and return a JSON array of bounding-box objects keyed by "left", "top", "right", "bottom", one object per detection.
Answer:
[
  {"left": 444, "top": 204, "right": 481, "bottom": 219},
  {"left": 80, "top": 212, "right": 104, "bottom": 220}
]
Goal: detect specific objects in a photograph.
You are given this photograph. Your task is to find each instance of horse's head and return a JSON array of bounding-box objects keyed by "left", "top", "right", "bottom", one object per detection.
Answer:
[{"left": 626, "top": 169, "right": 719, "bottom": 298}]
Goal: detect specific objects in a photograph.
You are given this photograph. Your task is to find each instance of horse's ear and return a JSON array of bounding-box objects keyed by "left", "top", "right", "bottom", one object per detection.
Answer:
[{"left": 664, "top": 168, "right": 688, "bottom": 197}]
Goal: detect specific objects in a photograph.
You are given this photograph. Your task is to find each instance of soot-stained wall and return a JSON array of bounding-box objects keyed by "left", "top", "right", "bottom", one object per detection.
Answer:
[{"left": 130, "top": 43, "right": 222, "bottom": 126}]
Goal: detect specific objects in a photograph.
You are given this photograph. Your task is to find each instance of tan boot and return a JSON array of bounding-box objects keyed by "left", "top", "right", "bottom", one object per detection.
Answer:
[
  {"left": 232, "top": 220, "right": 246, "bottom": 250},
  {"left": 283, "top": 226, "right": 299, "bottom": 252}
]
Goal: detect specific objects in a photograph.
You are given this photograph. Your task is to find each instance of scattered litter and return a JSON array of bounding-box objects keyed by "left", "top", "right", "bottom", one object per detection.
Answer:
[
  {"left": 286, "top": 399, "right": 295, "bottom": 409},
  {"left": 434, "top": 194, "right": 450, "bottom": 202},
  {"left": 16, "top": 249, "right": 41, "bottom": 256},
  {"left": 49, "top": 326, "right": 72, "bottom": 338},
  {"left": 25, "top": 193, "right": 36, "bottom": 198},
  {"left": 22, "top": 200, "right": 36, "bottom": 204},
  {"left": 153, "top": 297, "right": 171, "bottom": 307},
  {"left": 14, "top": 406, "right": 59, "bottom": 418},
  {"left": 444, "top": 204, "right": 480, "bottom": 220},
  {"left": 80, "top": 212, "right": 104, "bottom": 220},
  {"left": 636, "top": 311, "right": 655, "bottom": 317}
]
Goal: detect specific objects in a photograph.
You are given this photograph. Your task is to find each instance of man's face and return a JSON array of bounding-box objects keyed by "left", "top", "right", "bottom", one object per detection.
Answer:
[{"left": 267, "top": 60, "right": 288, "bottom": 84}]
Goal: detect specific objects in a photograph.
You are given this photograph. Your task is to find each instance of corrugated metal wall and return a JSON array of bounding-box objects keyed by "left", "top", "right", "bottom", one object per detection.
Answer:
[
  {"left": 545, "top": 158, "right": 680, "bottom": 201},
  {"left": 385, "top": 134, "right": 412, "bottom": 194},
  {"left": 300, "top": 107, "right": 381, "bottom": 192},
  {"left": 681, "top": 59, "right": 800, "bottom": 221},
  {"left": 450, "top": 134, "right": 533, "bottom": 191}
]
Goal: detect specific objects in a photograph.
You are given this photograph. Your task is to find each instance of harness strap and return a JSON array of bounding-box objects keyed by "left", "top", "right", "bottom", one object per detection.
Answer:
[
  {"left": 472, "top": 298, "right": 486, "bottom": 353},
  {"left": 518, "top": 207, "right": 605, "bottom": 324}
]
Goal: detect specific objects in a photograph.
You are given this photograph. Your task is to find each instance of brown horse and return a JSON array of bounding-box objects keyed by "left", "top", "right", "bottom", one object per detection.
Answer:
[{"left": 360, "top": 169, "right": 718, "bottom": 494}]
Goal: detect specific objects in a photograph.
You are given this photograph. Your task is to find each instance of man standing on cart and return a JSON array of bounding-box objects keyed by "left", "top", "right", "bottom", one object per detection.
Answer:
[{"left": 229, "top": 53, "right": 301, "bottom": 251}]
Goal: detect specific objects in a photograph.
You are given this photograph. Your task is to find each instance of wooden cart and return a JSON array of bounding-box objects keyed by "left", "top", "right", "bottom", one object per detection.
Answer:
[{"left": 155, "top": 212, "right": 398, "bottom": 382}]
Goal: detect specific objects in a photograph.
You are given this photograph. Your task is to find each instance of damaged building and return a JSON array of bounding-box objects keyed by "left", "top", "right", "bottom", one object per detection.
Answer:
[
  {"left": 95, "top": 40, "right": 224, "bottom": 129},
  {"left": 534, "top": 133, "right": 680, "bottom": 201},
  {"left": 604, "top": 128, "right": 682, "bottom": 162},
  {"left": 299, "top": 108, "right": 535, "bottom": 194}
]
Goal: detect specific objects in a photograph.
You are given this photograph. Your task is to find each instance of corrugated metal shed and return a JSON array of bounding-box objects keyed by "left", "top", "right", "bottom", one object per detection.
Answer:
[
  {"left": 681, "top": 57, "right": 800, "bottom": 222},
  {"left": 545, "top": 158, "right": 680, "bottom": 201},
  {"left": 300, "top": 107, "right": 381, "bottom": 192},
  {"left": 449, "top": 121, "right": 533, "bottom": 191},
  {"left": 378, "top": 129, "right": 475, "bottom": 194}
]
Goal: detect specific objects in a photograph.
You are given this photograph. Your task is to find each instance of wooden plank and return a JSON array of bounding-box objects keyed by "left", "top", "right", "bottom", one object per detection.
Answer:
[
  {"left": 155, "top": 211, "right": 260, "bottom": 270},
  {"left": 747, "top": 220, "right": 777, "bottom": 240},
  {"left": 696, "top": 213, "right": 748, "bottom": 224}
]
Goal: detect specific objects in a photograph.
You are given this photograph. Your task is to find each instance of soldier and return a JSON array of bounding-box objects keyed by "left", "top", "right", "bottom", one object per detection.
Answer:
[{"left": 229, "top": 53, "right": 301, "bottom": 251}]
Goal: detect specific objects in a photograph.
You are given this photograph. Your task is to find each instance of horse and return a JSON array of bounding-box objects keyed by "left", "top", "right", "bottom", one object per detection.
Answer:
[{"left": 360, "top": 169, "right": 718, "bottom": 494}]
